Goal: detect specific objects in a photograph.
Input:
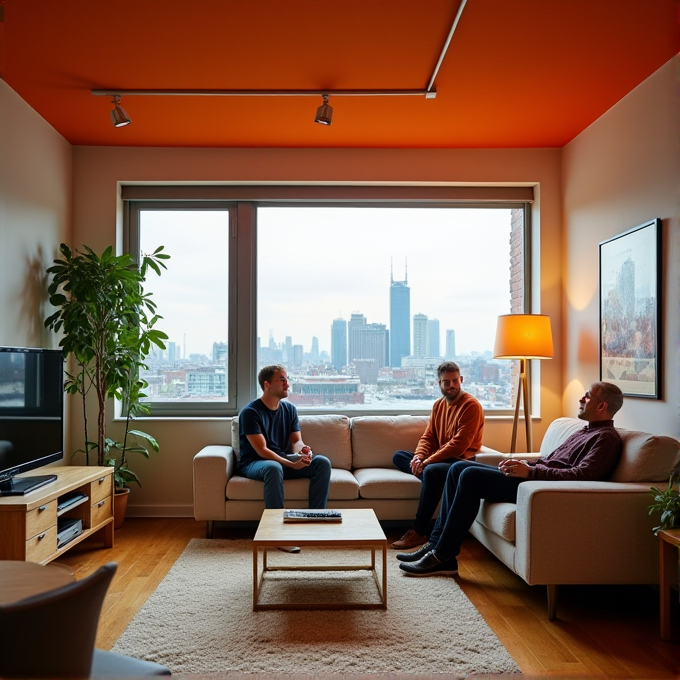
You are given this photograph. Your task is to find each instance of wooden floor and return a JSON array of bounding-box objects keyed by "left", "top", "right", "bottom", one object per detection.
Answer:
[{"left": 55, "top": 518, "right": 680, "bottom": 678}]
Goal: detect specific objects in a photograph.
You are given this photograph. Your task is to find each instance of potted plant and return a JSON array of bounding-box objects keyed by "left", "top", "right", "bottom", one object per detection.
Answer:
[
  {"left": 648, "top": 474, "right": 680, "bottom": 535},
  {"left": 44, "top": 244, "right": 169, "bottom": 526}
]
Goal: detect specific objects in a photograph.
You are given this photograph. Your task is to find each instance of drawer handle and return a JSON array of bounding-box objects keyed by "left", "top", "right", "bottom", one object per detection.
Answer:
[
  {"left": 98, "top": 477, "right": 106, "bottom": 483},
  {"left": 37, "top": 532, "right": 46, "bottom": 540},
  {"left": 96, "top": 500, "right": 106, "bottom": 507},
  {"left": 38, "top": 504, "right": 48, "bottom": 512}
]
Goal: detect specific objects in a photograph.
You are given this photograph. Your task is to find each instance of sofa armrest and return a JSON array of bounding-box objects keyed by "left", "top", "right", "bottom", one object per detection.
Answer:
[
  {"left": 513, "top": 480, "right": 658, "bottom": 585},
  {"left": 475, "top": 452, "right": 542, "bottom": 467},
  {"left": 193, "top": 445, "right": 235, "bottom": 521}
]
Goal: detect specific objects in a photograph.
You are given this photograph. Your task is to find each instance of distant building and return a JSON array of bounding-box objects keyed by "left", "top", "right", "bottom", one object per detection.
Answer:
[
  {"left": 348, "top": 313, "right": 366, "bottom": 362},
  {"left": 446, "top": 329, "right": 456, "bottom": 359},
  {"left": 427, "top": 318, "right": 440, "bottom": 358},
  {"left": 331, "top": 318, "right": 347, "bottom": 370},
  {"left": 289, "top": 375, "right": 364, "bottom": 406},
  {"left": 212, "top": 341, "right": 227, "bottom": 364},
  {"left": 292, "top": 344, "right": 303, "bottom": 366},
  {"left": 187, "top": 368, "right": 226, "bottom": 397},
  {"left": 354, "top": 358, "right": 379, "bottom": 385},
  {"left": 413, "top": 313, "right": 428, "bottom": 357},
  {"left": 389, "top": 261, "right": 410, "bottom": 367},
  {"left": 354, "top": 323, "right": 389, "bottom": 369}
]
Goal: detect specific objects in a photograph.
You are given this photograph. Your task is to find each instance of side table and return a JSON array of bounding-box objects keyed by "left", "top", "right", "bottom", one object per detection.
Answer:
[{"left": 658, "top": 528, "right": 680, "bottom": 641}]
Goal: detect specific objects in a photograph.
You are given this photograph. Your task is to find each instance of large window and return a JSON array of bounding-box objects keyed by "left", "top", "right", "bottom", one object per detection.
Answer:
[{"left": 126, "top": 190, "right": 528, "bottom": 417}]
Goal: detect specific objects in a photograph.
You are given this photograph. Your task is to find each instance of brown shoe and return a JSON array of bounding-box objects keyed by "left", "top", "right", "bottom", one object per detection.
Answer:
[{"left": 391, "top": 529, "right": 427, "bottom": 550}]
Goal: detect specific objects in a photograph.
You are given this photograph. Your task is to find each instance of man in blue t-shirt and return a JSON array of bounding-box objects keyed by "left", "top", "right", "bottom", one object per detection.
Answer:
[{"left": 238, "top": 365, "right": 332, "bottom": 513}]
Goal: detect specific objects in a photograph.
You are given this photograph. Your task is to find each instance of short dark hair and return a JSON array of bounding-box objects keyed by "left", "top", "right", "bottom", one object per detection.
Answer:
[
  {"left": 592, "top": 381, "right": 624, "bottom": 416},
  {"left": 437, "top": 361, "right": 460, "bottom": 380},
  {"left": 258, "top": 364, "right": 286, "bottom": 391}
]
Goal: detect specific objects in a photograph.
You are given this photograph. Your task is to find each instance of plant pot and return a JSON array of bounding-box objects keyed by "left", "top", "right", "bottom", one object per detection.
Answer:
[{"left": 113, "top": 487, "right": 131, "bottom": 530}]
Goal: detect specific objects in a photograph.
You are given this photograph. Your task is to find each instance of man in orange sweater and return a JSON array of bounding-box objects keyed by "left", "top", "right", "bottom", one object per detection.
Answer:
[{"left": 392, "top": 361, "right": 485, "bottom": 550}]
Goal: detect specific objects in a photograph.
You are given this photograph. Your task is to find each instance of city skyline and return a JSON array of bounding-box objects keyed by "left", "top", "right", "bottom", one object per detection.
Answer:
[{"left": 141, "top": 206, "right": 513, "bottom": 359}]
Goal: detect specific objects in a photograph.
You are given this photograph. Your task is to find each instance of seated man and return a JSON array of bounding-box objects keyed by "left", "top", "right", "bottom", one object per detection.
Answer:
[
  {"left": 391, "top": 361, "right": 485, "bottom": 550},
  {"left": 238, "top": 365, "right": 332, "bottom": 539},
  {"left": 398, "top": 381, "right": 624, "bottom": 576}
]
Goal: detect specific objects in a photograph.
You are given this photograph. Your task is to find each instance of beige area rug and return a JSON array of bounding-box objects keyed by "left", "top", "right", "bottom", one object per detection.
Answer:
[{"left": 112, "top": 538, "right": 520, "bottom": 676}]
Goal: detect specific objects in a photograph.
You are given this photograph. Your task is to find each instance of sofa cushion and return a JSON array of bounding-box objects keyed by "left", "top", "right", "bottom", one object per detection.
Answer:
[
  {"left": 351, "top": 415, "right": 430, "bottom": 469},
  {"left": 539, "top": 417, "right": 584, "bottom": 456},
  {"left": 226, "top": 468, "right": 359, "bottom": 501},
  {"left": 609, "top": 429, "right": 680, "bottom": 483},
  {"left": 475, "top": 501, "right": 517, "bottom": 542},
  {"left": 353, "top": 468, "right": 422, "bottom": 500},
  {"left": 230, "top": 414, "right": 353, "bottom": 471}
]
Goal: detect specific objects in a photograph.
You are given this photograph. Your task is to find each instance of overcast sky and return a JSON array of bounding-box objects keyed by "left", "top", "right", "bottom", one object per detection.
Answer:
[{"left": 141, "top": 207, "right": 513, "bottom": 358}]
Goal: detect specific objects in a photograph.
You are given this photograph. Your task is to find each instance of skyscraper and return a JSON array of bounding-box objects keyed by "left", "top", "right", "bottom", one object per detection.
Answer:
[
  {"left": 355, "top": 323, "right": 389, "bottom": 368},
  {"left": 446, "top": 329, "right": 456, "bottom": 359},
  {"left": 389, "top": 260, "right": 410, "bottom": 367},
  {"left": 427, "top": 318, "right": 440, "bottom": 357},
  {"left": 348, "top": 313, "right": 366, "bottom": 362},
  {"left": 413, "top": 313, "right": 428, "bottom": 357},
  {"left": 331, "top": 318, "right": 347, "bottom": 370}
]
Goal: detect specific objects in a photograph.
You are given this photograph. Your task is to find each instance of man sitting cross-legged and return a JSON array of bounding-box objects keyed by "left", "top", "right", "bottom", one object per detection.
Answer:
[
  {"left": 391, "top": 361, "right": 485, "bottom": 550},
  {"left": 398, "top": 381, "right": 624, "bottom": 576}
]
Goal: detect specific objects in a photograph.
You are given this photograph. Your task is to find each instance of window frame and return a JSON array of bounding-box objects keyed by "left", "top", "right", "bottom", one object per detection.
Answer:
[
  {"left": 125, "top": 200, "right": 239, "bottom": 417},
  {"left": 124, "top": 188, "right": 533, "bottom": 418}
]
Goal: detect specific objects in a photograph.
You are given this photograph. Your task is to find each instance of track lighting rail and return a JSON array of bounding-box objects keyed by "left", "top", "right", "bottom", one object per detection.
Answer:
[{"left": 91, "top": 89, "right": 436, "bottom": 98}]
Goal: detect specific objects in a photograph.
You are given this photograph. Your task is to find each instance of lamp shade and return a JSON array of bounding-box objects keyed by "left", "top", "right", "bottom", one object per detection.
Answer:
[{"left": 493, "top": 314, "right": 554, "bottom": 359}]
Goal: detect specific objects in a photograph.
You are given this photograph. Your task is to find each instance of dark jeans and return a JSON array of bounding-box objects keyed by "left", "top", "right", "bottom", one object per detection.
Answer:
[
  {"left": 393, "top": 450, "right": 460, "bottom": 536},
  {"left": 430, "top": 460, "right": 524, "bottom": 560},
  {"left": 238, "top": 455, "right": 332, "bottom": 509}
]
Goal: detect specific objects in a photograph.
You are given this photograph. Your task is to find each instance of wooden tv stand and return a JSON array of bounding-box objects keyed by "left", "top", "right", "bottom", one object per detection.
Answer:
[{"left": 0, "top": 466, "right": 114, "bottom": 563}]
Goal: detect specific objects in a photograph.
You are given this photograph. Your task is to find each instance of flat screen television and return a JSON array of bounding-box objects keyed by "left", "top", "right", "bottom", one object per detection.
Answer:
[{"left": 0, "top": 347, "right": 64, "bottom": 495}]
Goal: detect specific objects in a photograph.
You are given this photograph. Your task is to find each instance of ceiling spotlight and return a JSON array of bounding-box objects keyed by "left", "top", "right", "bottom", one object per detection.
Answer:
[
  {"left": 110, "top": 95, "right": 131, "bottom": 127},
  {"left": 314, "top": 94, "right": 332, "bottom": 126}
]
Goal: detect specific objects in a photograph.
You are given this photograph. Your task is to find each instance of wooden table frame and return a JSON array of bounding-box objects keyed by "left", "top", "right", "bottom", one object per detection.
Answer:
[
  {"left": 252, "top": 508, "right": 387, "bottom": 611},
  {"left": 659, "top": 528, "right": 680, "bottom": 641}
]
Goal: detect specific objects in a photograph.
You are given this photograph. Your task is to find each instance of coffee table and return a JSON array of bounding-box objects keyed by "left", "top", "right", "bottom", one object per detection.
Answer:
[{"left": 252, "top": 508, "right": 387, "bottom": 611}]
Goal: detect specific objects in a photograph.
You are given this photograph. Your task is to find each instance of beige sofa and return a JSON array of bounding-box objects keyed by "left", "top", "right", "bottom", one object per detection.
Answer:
[
  {"left": 472, "top": 417, "right": 680, "bottom": 619},
  {"left": 193, "top": 414, "right": 496, "bottom": 536}
]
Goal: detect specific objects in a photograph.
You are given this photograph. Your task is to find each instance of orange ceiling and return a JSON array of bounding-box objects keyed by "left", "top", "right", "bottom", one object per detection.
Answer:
[{"left": 0, "top": 0, "right": 677, "bottom": 149}]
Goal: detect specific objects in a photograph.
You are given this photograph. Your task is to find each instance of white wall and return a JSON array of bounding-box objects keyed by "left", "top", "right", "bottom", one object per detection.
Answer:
[
  {"left": 563, "top": 57, "right": 680, "bottom": 438},
  {"left": 0, "top": 79, "right": 72, "bottom": 349},
  {"left": 71, "top": 146, "right": 563, "bottom": 516}
]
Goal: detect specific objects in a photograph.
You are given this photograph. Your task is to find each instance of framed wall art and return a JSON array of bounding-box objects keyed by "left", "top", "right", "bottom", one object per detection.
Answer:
[{"left": 599, "top": 218, "right": 662, "bottom": 398}]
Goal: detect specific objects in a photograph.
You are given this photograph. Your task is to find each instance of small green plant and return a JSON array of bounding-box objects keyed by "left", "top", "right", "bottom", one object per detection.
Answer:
[{"left": 648, "top": 474, "right": 680, "bottom": 535}]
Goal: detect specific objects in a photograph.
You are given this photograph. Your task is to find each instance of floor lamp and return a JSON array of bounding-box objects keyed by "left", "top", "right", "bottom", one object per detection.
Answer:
[{"left": 493, "top": 314, "right": 554, "bottom": 454}]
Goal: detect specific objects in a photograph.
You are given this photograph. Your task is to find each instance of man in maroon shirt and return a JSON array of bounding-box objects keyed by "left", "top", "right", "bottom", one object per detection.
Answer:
[{"left": 398, "top": 381, "right": 624, "bottom": 576}]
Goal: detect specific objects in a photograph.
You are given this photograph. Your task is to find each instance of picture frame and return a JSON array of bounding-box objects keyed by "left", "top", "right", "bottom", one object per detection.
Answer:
[{"left": 599, "top": 218, "right": 662, "bottom": 399}]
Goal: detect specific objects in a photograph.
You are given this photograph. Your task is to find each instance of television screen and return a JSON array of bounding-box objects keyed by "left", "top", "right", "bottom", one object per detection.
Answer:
[{"left": 0, "top": 347, "right": 64, "bottom": 494}]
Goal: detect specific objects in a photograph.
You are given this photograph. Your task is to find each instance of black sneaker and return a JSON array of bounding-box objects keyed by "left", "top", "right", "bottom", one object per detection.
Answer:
[
  {"left": 399, "top": 550, "right": 458, "bottom": 576},
  {"left": 396, "top": 542, "right": 433, "bottom": 562}
]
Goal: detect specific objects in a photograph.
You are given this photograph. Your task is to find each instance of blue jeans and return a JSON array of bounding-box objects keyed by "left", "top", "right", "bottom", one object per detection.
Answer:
[
  {"left": 429, "top": 460, "right": 524, "bottom": 560},
  {"left": 392, "top": 450, "right": 461, "bottom": 536},
  {"left": 238, "top": 455, "right": 332, "bottom": 509}
]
